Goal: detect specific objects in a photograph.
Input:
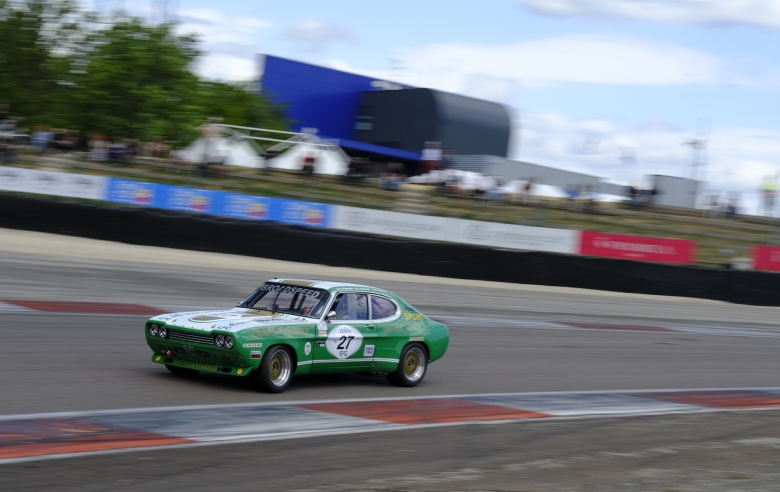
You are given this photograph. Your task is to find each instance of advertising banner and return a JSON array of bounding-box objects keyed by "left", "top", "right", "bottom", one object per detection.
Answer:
[
  {"left": 0, "top": 166, "right": 107, "bottom": 200},
  {"left": 271, "top": 199, "right": 330, "bottom": 228},
  {"left": 579, "top": 231, "right": 696, "bottom": 264},
  {"left": 752, "top": 246, "right": 780, "bottom": 272},
  {"left": 153, "top": 185, "right": 214, "bottom": 214},
  {"left": 212, "top": 192, "right": 274, "bottom": 221},
  {"left": 106, "top": 178, "right": 157, "bottom": 206},
  {"left": 331, "top": 206, "right": 448, "bottom": 242},
  {"left": 450, "top": 219, "right": 579, "bottom": 254}
]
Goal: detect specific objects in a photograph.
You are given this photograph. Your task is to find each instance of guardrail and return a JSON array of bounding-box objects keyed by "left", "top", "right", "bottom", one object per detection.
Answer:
[{"left": 0, "top": 164, "right": 773, "bottom": 269}]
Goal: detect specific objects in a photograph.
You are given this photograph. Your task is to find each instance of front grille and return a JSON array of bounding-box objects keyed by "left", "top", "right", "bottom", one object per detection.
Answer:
[{"left": 168, "top": 329, "right": 214, "bottom": 346}]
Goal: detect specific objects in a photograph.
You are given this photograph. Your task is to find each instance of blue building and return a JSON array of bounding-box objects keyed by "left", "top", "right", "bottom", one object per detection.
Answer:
[{"left": 258, "top": 54, "right": 511, "bottom": 163}]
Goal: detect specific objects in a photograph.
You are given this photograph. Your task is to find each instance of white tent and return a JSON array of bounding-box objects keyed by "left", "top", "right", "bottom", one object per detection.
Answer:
[
  {"left": 500, "top": 180, "right": 569, "bottom": 199},
  {"left": 187, "top": 137, "right": 264, "bottom": 169},
  {"left": 265, "top": 134, "right": 351, "bottom": 175}
]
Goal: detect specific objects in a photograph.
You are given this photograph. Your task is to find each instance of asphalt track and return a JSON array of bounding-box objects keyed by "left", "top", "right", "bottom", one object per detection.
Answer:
[{"left": 3, "top": 229, "right": 780, "bottom": 490}]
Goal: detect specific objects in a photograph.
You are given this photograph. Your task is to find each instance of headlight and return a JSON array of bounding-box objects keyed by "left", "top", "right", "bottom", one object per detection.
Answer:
[
  {"left": 149, "top": 324, "right": 159, "bottom": 337},
  {"left": 224, "top": 336, "right": 234, "bottom": 349},
  {"left": 215, "top": 334, "right": 225, "bottom": 347},
  {"left": 158, "top": 326, "right": 167, "bottom": 338}
]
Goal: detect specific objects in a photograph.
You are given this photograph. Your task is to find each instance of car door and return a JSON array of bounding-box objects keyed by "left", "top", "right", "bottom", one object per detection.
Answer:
[
  {"left": 366, "top": 294, "right": 405, "bottom": 369},
  {"left": 310, "top": 292, "right": 377, "bottom": 373}
]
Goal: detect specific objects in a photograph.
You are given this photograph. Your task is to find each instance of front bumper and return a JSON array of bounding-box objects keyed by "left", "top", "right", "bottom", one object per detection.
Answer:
[{"left": 151, "top": 353, "right": 253, "bottom": 376}]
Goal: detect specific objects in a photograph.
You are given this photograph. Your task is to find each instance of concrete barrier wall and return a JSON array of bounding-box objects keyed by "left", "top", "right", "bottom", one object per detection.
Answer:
[{"left": 2, "top": 194, "right": 779, "bottom": 306}]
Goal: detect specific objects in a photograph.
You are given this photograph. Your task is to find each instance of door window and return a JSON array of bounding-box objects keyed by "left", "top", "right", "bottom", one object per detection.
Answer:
[
  {"left": 370, "top": 296, "right": 398, "bottom": 320},
  {"left": 331, "top": 293, "right": 369, "bottom": 320}
]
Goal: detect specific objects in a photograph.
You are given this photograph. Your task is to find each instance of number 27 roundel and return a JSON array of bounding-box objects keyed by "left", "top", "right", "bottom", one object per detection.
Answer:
[{"left": 326, "top": 325, "right": 364, "bottom": 359}]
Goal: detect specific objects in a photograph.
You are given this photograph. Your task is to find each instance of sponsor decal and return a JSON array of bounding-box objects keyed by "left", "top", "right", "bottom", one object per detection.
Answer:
[
  {"left": 219, "top": 194, "right": 270, "bottom": 220},
  {"left": 409, "top": 336, "right": 424, "bottom": 342},
  {"left": 250, "top": 351, "right": 262, "bottom": 359},
  {"left": 259, "top": 283, "right": 322, "bottom": 298},
  {"left": 463, "top": 223, "right": 492, "bottom": 242},
  {"left": 304, "top": 342, "right": 312, "bottom": 356},
  {"left": 363, "top": 344, "right": 375, "bottom": 357},
  {"left": 278, "top": 201, "right": 327, "bottom": 227},
  {"left": 316, "top": 341, "right": 325, "bottom": 347},
  {"left": 326, "top": 325, "right": 364, "bottom": 360},
  {"left": 108, "top": 179, "right": 156, "bottom": 205},
  {"left": 165, "top": 187, "right": 212, "bottom": 212},
  {"left": 243, "top": 343, "right": 263, "bottom": 348},
  {"left": 405, "top": 313, "right": 424, "bottom": 321},
  {"left": 753, "top": 246, "right": 780, "bottom": 272},
  {"left": 317, "top": 321, "right": 328, "bottom": 337},
  {"left": 579, "top": 231, "right": 695, "bottom": 264}
]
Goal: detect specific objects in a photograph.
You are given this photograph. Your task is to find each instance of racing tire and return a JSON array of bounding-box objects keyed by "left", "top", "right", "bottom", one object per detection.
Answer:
[
  {"left": 387, "top": 343, "right": 428, "bottom": 387},
  {"left": 253, "top": 346, "right": 294, "bottom": 393},
  {"left": 165, "top": 364, "right": 200, "bottom": 377}
]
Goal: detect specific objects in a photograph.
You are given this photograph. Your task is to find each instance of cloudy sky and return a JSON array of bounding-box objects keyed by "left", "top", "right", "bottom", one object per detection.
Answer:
[{"left": 132, "top": 0, "right": 779, "bottom": 213}]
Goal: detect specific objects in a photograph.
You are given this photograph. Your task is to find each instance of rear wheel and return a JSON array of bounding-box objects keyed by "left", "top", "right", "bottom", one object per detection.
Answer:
[
  {"left": 253, "top": 346, "right": 294, "bottom": 393},
  {"left": 165, "top": 364, "right": 199, "bottom": 377},
  {"left": 387, "top": 343, "right": 427, "bottom": 387}
]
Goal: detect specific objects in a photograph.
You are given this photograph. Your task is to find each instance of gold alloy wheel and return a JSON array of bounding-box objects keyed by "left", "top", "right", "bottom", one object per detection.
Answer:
[
  {"left": 268, "top": 349, "right": 292, "bottom": 387},
  {"left": 402, "top": 346, "right": 426, "bottom": 382}
]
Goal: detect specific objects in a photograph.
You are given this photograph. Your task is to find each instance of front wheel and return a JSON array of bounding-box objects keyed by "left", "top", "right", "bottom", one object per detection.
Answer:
[
  {"left": 253, "top": 346, "right": 294, "bottom": 393},
  {"left": 166, "top": 364, "right": 199, "bottom": 377},
  {"left": 387, "top": 343, "right": 427, "bottom": 387}
]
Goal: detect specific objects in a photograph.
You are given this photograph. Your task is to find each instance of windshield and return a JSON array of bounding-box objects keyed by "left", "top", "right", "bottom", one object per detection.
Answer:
[{"left": 240, "top": 283, "right": 330, "bottom": 318}]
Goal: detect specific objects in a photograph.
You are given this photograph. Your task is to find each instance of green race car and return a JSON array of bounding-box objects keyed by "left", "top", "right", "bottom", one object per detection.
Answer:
[{"left": 145, "top": 279, "right": 450, "bottom": 392}]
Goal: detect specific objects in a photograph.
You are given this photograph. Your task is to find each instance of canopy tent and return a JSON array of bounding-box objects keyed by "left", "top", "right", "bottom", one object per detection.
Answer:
[
  {"left": 265, "top": 133, "right": 351, "bottom": 175},
  {"left": 186, "top": 137, "right": 265, "bottom": 169}
]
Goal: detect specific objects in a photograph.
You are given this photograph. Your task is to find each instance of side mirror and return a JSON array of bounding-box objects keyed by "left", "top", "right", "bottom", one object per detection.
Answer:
[{"left": 326, "top": 310, "right": 337, "bottom": 322}]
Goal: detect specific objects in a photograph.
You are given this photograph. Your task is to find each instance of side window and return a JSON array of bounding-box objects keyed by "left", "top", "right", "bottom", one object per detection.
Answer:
[
  {"left": 331, "top": 293, "right": 369, "bottom": 320},
  {"left": 370, "top": 296, "right": 397, "bottom": 320}
]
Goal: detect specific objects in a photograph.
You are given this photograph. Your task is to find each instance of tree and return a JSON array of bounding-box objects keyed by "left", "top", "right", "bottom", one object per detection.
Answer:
[
  {"left": 70, "top": 18, "right": 203, "bottom": 144},
  {"left": 196, "top": 80, "right": 289, "bottom": 132},
  {"left": 0, "top": 1, "right": 289, "bottom": 146},
  {"left": 0, "top": 0, "right": 79, "bottom": 126}
]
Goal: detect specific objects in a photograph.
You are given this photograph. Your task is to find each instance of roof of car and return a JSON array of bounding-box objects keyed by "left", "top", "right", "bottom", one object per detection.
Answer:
[{"left": 269, "top": 278, "right": 387, "bottom": 292}]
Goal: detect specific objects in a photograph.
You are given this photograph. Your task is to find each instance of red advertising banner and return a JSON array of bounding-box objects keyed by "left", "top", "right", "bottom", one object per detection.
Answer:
[
  {"left": 752, "top": 246, "right": 780, "bottom": 272},
  {"left": 579, "top": 231, "right": 696, "bottom": 264}
]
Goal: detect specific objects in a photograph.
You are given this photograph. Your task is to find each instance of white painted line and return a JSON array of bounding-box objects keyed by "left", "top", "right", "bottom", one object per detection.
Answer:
[
  {"left": 0, "top": 301, "right": 36, "bottom": 313},
  {"left": 469, "top": 393, "right": 705, "bottom": 416}
]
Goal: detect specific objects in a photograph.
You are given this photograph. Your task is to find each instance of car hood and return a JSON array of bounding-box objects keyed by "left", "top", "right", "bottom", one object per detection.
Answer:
[{"left": 150, "top": 308, "right": 315, "bottom": 333}]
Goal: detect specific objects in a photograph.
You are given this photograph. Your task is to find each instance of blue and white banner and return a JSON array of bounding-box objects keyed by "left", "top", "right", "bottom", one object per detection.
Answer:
[
  {"left": 153, "top": 185, "right": 214, "bottom": 214},
  {"left": 271, "top": 199, "right": 330, "bottom": 228},
  {"left": 213, "top": 193, "right": 274, "bottom": 220},
  {"left": 106, "top": 178, "right": 156, "bottom": 206},
  {"left": 104, "top": 177, "right": 331, "bottom": 227}
]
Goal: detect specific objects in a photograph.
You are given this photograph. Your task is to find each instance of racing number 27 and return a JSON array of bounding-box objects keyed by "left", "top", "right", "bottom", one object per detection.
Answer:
[
  {"left": 337, "top": 336, "right": 354, "bottom": 350},
  {"left": 337, "top": 336, "right": 355, "bottom": 357}
]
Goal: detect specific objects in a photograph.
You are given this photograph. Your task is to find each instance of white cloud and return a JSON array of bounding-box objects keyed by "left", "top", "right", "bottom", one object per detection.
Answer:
[
  {"left": 520, "top": 0, "right": 780, "bottom": 29},
  {"left": 284, "top": 20, "right": 354, "bottom": 52},
  {"left": 516, "top": 112, "right": 780, "bottom": 213},
  {"left": 402, "top": 36, "right": 720, "bottom": 90},
  {"left": 325, "top": 35, "right": 723, "bottom": 103},
  {"left": 175, "top": 9, "right": 273, "bottom": 80}
]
